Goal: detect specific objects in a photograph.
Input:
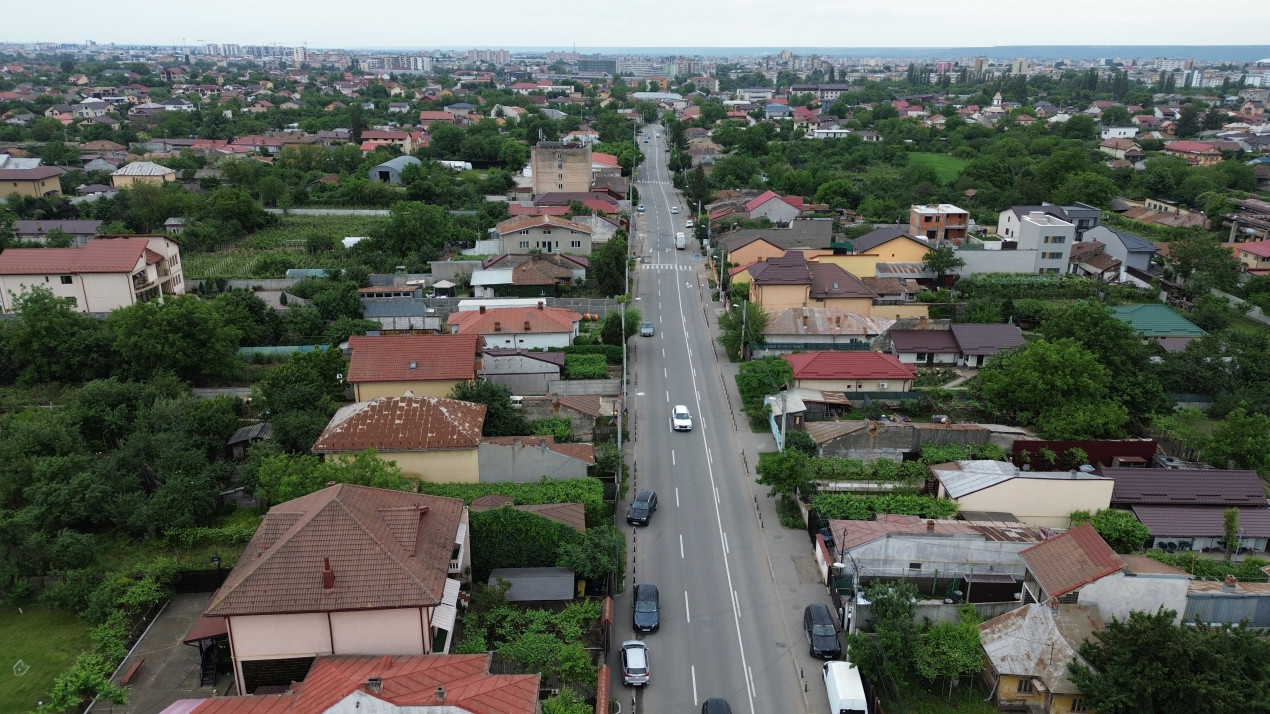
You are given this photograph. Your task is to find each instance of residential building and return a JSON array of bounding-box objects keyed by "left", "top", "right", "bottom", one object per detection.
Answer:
[
  {"left": 0, "top": 236, "right": 184, "bottom": 313},
  {"left": 887, "top": 328, "right": 960, "bottom": 366},
  {"left": 1083, "top": 225, "right": 1159, "bottom": 279},
  {"left": 360, "top": 129, "right": 414, "bottom": 153},
  {"left": 989, "top": 209, "right": 1077, "bottom": 274},
  {"left": 1099, "top": 137, "right": 1144, "bottom": 161},
  {"left": 1019, "top": 524, "right": 1191, "bottom": 625},
  {"left": 747, "top": 251, "right": 877, "bottom": 314},
  {"left": 979, "top": 604, "right": 1103, "bottom": 714},
  {"left": 199, "top": 484, "right": 470, "bottom": 694},
  {"left": 471, "top": 253, "right": 588, "bottom": 298},
  {"left": 312, "top": 396, "right": 487, "bottom": 482},
  {"left": 12, "top": 219, "right": 102, "bottom": 246},
  {"left": 1163, "top": 139, "right": 1223, "bottom": 165},
  {"left": 367, "top": 155, "right": 421, "bottom": 184},
  {"left": 1110, "top": 303, "right": 1207, "bottom": 340},
  {"left": 477, "top": 435, "right": 594, "bottom": 482},
  {"left": 719, "top": 219, "right": 837, "bottom": 262},
  {"left": 746, "top": 190, "right": 805, "bottom": 224},
  {"left": 1235, "top": 241, "right": 1270, "bottom": 273},
  {"left": 110, "top": 161, "right": 176, "bottom": 188},
  {"left": 0, "top": 165, "right": 64, "bottom": 197},
  {"left": 845, "top": 228, "right": 931, "bottom": 262},
  {"left": 1101, "top": 467, "right": 1270, "bottom": 552},
  {"left": 531, "top": 141, "right": 592, "bottom": 196},
  {"left": 948, "top": 323, "right": 1025, "bottom": 367},
  {"left": 929, "top": 460, "right": 1113, "bottom": 529},
  {"left": 447, "top": 303, "right": 583, "bottom": 350},
  {"left": 782, "top": 350, "right": 916, "bottom": 393},
  {"left": 162, "top": 653, "right": 540, "bottom": 714},
  {"left": 478, "top": 348, "right": 564, "bottom": 395},
  {"left": 757, "top": 307, "right": 895, "bottom": 357},
  {"left": 494, "top": 215, "right": 593, "bottom": 256},
  {"left": 345, "top": 334, "right": 483, "bottom": 401},
  {"left": 1068, "top": 240, "right": 1122, "bottom": 282},
  {"left": 908, "top": 203, "right": 969, "bottom": 243}
]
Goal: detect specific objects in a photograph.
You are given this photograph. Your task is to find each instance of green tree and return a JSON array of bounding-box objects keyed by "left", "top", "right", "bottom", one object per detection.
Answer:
[
  {"left": 108, "top": 295, "right": 241, "bottom": 383},
  {"left": 449, "top": 378, "right": 529, "bottom": 436},
  {"left": 735, "top": 357, "right": 792, "bottom": 419},
  {"left": 2, "top": 287, "right": 115, "bottom": 385},
  {"left": 755, "top": 448, "right": 812, "bottom": 500},
  {"left": 1052, "top": 171, "right": 1118, "bottom": 208},
  {"left": 1203, "top": 408, "right": 1270, "bottom": 476},
  {"left": 1223, "top": 507, "right": 1241, "bottom": 555},
  {"left": 971, "top": 339, "right": 1116, "bottom": 430},
  {"left": 1070, "top": 509, "right": 1150, "bottom": 553},
  {"left": 913, "top": 604, "right": 983, "bottom": 699},
  {"left": 370, "top": 202, "right": 457, "bottom": 261},
  {"left": 555, "top": 526, "right": 623, "bottom": 582},
  {"left": 922, "top": 244, "right": 965, "bottom": 282},
  {"left": 590, "top": 233, "right": 628, "bottom": 296},
  {"left": 717, "top": 300, "right": 768, "bottom": 361}
]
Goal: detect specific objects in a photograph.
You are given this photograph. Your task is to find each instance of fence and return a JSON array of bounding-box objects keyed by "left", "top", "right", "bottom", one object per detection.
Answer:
[{"left": 548, "top": 379, "right": 621, "bottom": 396}]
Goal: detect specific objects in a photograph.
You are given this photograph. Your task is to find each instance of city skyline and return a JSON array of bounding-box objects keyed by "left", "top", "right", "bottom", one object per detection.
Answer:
[{"left": 5, "top": 0, "right": 1270, "bottom": 51}]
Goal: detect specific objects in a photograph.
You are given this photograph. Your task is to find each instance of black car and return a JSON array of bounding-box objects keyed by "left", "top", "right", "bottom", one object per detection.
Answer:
[
  {"left": 702, "top": 698, "right": 732, "bottom": 714},
  {"left": 803, "top": 603, "right": 842, "bottom": 659},
  {"left": 627, "top": 489, "right": 658, "bottom": 526},
  {"left": 632, "top": 583, "right": 660, "bottom": 633}
]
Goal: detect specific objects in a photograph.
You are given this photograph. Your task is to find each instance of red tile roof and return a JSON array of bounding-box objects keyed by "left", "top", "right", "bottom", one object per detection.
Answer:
[
  {"left": 346, "top": 334, "right": 482, "bottom": 384},
  {"left": 187, "top": 653, "right": 539, "bottom": 714},
  {"left": 313, "top": 396, "right": 486, "bottom": 453},
  {"left": 1165, "top": 140, "right": 1220, "bottom": 154},
  {"left": 204, "top": 484, "right": 464, "bottom": 616},
  {"left": 782, "top": 351, "right": 916, "bottom": 380},
  {"left": 1019, "top": 523, "right": 1123, "bottom": 598},
  {"left": 495, "top": 215, "right": 591, "bottom": 235},
  {"left": 448, "top": 305, "right": 582, "bottom": 336},
  {"left": 1237, "top": 241, "right": 1270, "bottom": 258},
  {"left": 745, "top": 190, "right": 805, "bottom": 213},
  {"left": 0, "top": 237, "right": 150, "bottom": 275}
]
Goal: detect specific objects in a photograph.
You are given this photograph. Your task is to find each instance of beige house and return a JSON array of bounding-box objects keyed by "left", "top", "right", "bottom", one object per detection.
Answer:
[
  {"left": 0, "top": 165, "right": 64, "bottom": 197},
  {"left": 747, "top": 251, "right": 877, "bottom": 315},
  {"left": 929, "top": 460, "right": 1114, "bottom": 529},
  {"left": 312, "top": 396, "right": 486, "bottom": 482},
  {"left": 110, "top": 161, "right": 177, "bottom": 188},
  {"left": 345, "top": 333, "right": 483, "bottom": 401},
  {"left": 0, "top": 235, "right": 184, "bottom": 313},
  {"left": 495, "top": 215, "right": 594, "bottom": 255},
  {"left": 531, "top": 141, "right": 592, "bottom": 196},
  {"left": 979, "top": 604, "right": 1103, "bottom": 714},
  {"left": 200, "top": 484, "right": 470, "bottom": 695},
  {"left": 782, "top": 350, "right": 916, "bottom": 393}
]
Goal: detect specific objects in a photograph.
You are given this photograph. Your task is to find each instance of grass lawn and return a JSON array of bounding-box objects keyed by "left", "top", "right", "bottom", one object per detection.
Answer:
[
  {"left": 183, "top": 215, "right": 387, "bottom": 280},
  {"left": 907, "top": 153, "right": 969, "bottom": 184},
  {"left": 0, "top": 605, "right": 91, "bottom": 712},
  {"left": 891, "top": 677, "right": 999, "bottom": 714}
]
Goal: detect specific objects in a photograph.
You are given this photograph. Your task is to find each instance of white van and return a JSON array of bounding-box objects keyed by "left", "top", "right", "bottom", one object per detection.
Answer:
[
  {"left": 823, "top": 661, "right": 867, "bottom": 714},
  {"left": 675, "top": 232, "right": 687, "bottom": 250}
]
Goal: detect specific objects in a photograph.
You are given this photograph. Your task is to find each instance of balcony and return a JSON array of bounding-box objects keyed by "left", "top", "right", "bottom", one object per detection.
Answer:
[{"left": 449, "top": 559, "right": 462, "bottom": 575}]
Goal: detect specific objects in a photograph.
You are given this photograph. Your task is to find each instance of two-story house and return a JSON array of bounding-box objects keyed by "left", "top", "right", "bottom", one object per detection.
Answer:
[
  {"left": 0, "top": 165, "right": 64, "bottom": 197},
  {"left": 0, "top": 235, "right": 184, "bottom": 313},
  {"left": 979, "top": 603, "right": 1104, "bottom": 714},
  {"left": 747, "top": 251, "right": 877, "bottom": 314},
  {"left": 448, "top": 303, "right": 583, "bottom": 350},
  {"left": 345, "top": 333, "right": 483, "bottom": 401},
  {"left": 745, "top": 190, "right": 805, "bottom": 224},
  {"left": 980, "top": 209, "right": 1076, "bottom": 275},
  {"left": 494, "top": 215, "right": 593, "bottom": 255},
  {"left": 909, "top": 203, "right": 969, "bottom": 244}
]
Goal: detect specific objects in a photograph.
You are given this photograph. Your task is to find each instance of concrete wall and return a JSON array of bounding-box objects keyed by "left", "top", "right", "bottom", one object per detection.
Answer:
[
  {"left": 477, "top": 440, "right": 589, "bottom": 482},
  {"left": 521, "top": 396, "right": 598, "bottom": 440},
  {"left": 353, "top": 379, "right": 461, "bottom": 401},
  {"left": 848, "top": 535, "right": 1031, "bottom": 581},
  {"left": 949, "top": 478, "right": 1114, "bottom": 529},
  {"left": 1081, "top": 571, "right": 1190, "bottom": 625},
  {"left": 796, "top": 377, "right": 913, "bottom": 393},
  {"left": 429, "top": 261, "right": 482, "bottom": 281},
  {"left": 818, "top": 423, "right": 990, "bottom": 460},
  {"left": 956, "top": 248, "right": 1041, "bottom": 276}
]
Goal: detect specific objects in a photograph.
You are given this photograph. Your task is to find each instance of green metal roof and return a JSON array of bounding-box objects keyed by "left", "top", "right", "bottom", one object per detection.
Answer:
[{"left": 1111, "top": 303, "right": 1207, "bottom": 338}]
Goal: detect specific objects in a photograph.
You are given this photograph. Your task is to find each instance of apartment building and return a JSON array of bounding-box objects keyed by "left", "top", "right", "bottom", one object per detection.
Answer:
[{"left": 531, "top": 141, "right": 592, "bottom": 196}]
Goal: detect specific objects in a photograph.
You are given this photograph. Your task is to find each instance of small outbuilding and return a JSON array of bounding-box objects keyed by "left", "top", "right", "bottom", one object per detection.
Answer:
[
  {"left": 367, "top": 155, "right": 422, "bottom": 184},
  {"left": 488, "top": 567, "right": 577, "bottom": 602}
]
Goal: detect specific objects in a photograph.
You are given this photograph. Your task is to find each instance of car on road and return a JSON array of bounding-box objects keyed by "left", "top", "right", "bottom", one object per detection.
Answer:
[
  {"left": 684, "top": 219, "right": 694, "bottom": 228},
  {"left": 632, "top": 583, "right": 660, "bottom": 632},
  {"left": 626, "top": 489, "right": 658, "bottom": 526},
  {"left": 620, "top": 640, "right": 650, "bottom": 686},
  {"left": 803, "top": 603, "right": 842, "bottom": 659},
  {"left": 670, "top": 206, "right": 679, "bottom": 214},
  {"left": 637, "top": 204, "right": 645, "bottom": 212},
  {"left": 643, "top": 137, "right": 650, "bottom": 143},
  {"left": 702, "top": 699, "right": 733, "bottom": 714},
  {"left": 671, "top": 404, "right": 693, "bottom": 431},
  {"left": 640, "top": 321, "right": 655, "bottom": 337}
]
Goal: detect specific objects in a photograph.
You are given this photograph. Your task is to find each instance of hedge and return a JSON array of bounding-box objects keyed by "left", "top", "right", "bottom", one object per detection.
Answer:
[
  {"left": 563, "top": 353, "right": 609, "bottom": 380},
  {"left": 554, "top": 344, "right": 623, "bottom": 365},
  {"left": 810, "top": 493, "right": 960, "bottom": 521},
  {"left": 469, "top": 507, "right": 581, "bottom": 583},
  {"left": 414, "top": 478, "right": 609, "bottom": 528}
]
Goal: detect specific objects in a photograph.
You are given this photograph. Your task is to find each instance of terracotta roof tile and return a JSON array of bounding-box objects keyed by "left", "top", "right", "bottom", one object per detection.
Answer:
[
  {"left": 782, "top": 351, "right": 916, "bottom": 380},
  {"left": 346, "top": 334, "right": 482, "bottom": 384},
  {"left": 0, "top": 237, "right": 149, "bottom": 274},
  {"left": 448, "top": 305, "right": 582, "bottom": 337},
  {"left": 556, "top": 393, "right": 603, "bottom": 417},
  {"left": 1019, "top": 523, "right": 1123, "bottom": 598},
  {"left": 312, "top": 396, "right": 486, "bottom": 453},
  {"left": 495, "top": 215, "right": 592, "bottom": 235},
  {"left": 204, "top": 484, "right": 464, "bottom": 616}
]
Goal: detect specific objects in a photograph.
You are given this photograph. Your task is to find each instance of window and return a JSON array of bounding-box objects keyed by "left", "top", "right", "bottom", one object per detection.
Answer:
[
  {"left": 542, "top": 229, "right": 551, "bottom": 234},
  {"left": 1044, "top": 252, "right": 1064, "bottom": 259},
  {"left": 556, "top": 163, "right": 562, "bottom": 169},
  {"left": 571, "top": 240, "right": 582, "bottom": 248},
  {"left": 557, "top": 173, "right": 562, "bottom": 179},
  {"left": 557, "top": 183, "right": 563, "bottom": 189},
  {"left": 916, "top": 353, "right": 928, "bottom": 361},
  {"left": 1016, "top": 679, "right": 1035, "bottom": 694},
  {"left": 555, "top": 153, "right": 563, "bottom": 160},
  {"left": 908, "top": 562, "right": 921, "bottom": 570},
  {"left": 519, "top": 241, "right": 530, "bottom": 249},
  {"left": 1071, "top": 699, "right": 1089, "bottom": 712},
  {"left": 60, "top": 275, "right": 73, "bottom": 284},
  {"left": 1043, "top": 235, "right": 1066, "bottom": 244},
  {"left": 518, "top": 229, "right": 529, "bottom": 235}
]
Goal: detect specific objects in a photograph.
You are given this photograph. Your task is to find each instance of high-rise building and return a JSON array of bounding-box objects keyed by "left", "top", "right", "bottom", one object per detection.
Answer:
[
  {"left": 935, "top": 60, "right": 954, "bottom": 74},
  {"left": 578, "top": 58, "right": 617, "bottom": 75},
  {"left": 531, "top": 142, "right": 592, "bottom": 196}
]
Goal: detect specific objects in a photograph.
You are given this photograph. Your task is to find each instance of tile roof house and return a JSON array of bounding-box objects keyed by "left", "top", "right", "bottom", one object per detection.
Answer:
[
  {"left": 0, "top": 235, "right": 184, "bottom": 313},
  {"left": 494, "top": 215, "right": 593, "bottom": 256},
  {"left": 845, "top": 228, "right": 931, "bottom": 262},
  {"left": 200, "top": 484, "right": 470, "bottom": 695},
  {"left": 164, "top": 653, "right": 539, "bottom": 714},
  {"left": 745, "top": 190, "right": 805, "bottom": 224},
  {"left": 929, "top": 460, "right": 1114, "bottom": 529},
  {"left": 448, "top": 303, "right": 582, "bottom": 350},
  {"left": 478, "top": 348, "right": 563, "bottom": 395},
  {"left": 12, "top": 219, "right": 102, "bottom": 246},
  {"left": 1110, "top": 303, "right": 1206, "bottom": 340},
  {"left": 1101, "top": 467, "right": 1270, "bottom": 552},
  {"left": 471, "top": 253, "right": 588, "bottom": 298},
  {"left": 747, "top": 251, "right": 877, "bottom": 315},
  {"left": 1019, "top": 523, "right": 1190, "bottom": 624},
  {"left": 978, "top": 604, "right": 1104, "bottom": 714},
  {"left": 886, "top": 327, "right": 960, "bottom": 366},
  {"left": 1163, "top": 139, "right": 1223, "bottom": 165},
  {"left": 782, "top": 350, "right": 916, "bottom": 393},
  {"left": 345, "top": 334, "right": 483, "bottom": 401},
  {"left": 946, "top": 323, "right": 1025, "bottom": 367},
  {"left": 757, "top": 306, "right": 895, "bottom": 357},
  {"left": 312, "top": 396, "right": 487, "bottom": 483},
  {"left": 475, "top": 434, "right": 596, "bottom": 482}
]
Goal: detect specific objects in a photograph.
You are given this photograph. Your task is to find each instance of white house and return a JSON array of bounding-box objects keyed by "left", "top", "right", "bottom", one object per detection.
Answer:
[
  {"left": 0, "top": 235, "right": 184, "bottom": 313},
  {"left": 447, "top": 302, "right": 583, "bottom": 350}
]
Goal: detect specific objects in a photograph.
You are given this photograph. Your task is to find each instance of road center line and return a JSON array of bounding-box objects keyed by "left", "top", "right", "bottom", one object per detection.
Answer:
[
  {"left": 684, "top": 590, "right": 691, "bottom": 623},
  {"left": 680, "top": 534, "right": 685, "bottom": 559}
]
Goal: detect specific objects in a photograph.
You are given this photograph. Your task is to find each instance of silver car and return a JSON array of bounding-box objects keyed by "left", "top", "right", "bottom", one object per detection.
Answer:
[
  {"left": 621, "top": 640, "right": 650, "bottom": 686},
  {"left": 640, "top": 321, "right": 655, "bottom": 337},
  {"left": 671, "top": 405, "right": 693, "bottom": 431}
]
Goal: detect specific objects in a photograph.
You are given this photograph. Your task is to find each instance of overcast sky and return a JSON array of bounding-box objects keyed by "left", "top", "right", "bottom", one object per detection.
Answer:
[{"left": 4, "top": 0, "right": 1269, "bottom": 51}]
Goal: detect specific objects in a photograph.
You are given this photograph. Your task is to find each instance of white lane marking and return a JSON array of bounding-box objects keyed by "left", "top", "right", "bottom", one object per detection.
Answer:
[
  {"left": 724, "top": 532, "right": 730, "bottom": 554},
  {"left": 672, "top": 450, "right": 676, "bottom": 466},
  {"left": 680, "top": 534, "right": 685, "bottom": 559},
  {"left": 748, "top": 666, "right": 756, "bottom": 698},
  {"left": 714, "top": 487, "right": 720, "bottom": 504},
  {"left": 684, "top": 590, "right": 691, "bottom": 623},
  {"left": 707, "top": 448, "right": 713, "bottom": 464},
  {"left": 692, "top": 666, "right": 698, "bottom": 705},
  {"left": 666, "top": 390, "right": 669, "bottom": 402},
  {"left": 662, "top": 348, "right": 665, "bottom": 358},
  {"left": 675, "top": 488, "right": 680, "bottom": 507},
  {"left": 664, "top": 367, "right": 668, "bottom": 379},
  {"left": 733, "top": 590, "right": 740, "bottom": 613}
]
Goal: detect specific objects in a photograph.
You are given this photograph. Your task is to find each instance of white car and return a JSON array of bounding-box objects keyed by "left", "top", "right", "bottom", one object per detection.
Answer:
[
  {"left": 671, "top": 405, "right": 693, "bottom": 431},
  {"left": 670, "top": 206, "right": 679, "bottom": 214},
  {"left": 684, "top": 219, "right": 694, "bottom": 229},
  {"left": 637, "top": 204, "right": 645, "bottom": 212}
]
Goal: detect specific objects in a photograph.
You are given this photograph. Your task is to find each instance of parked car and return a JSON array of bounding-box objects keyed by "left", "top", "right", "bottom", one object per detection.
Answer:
[
  {"left": 702, "top": 698, "right": 732, "bottom": 714},
  {"left": 627, "top": 489, "right": 658, "bottom": 526},
  {"left": 632, "top": 583, "right": 660, "bottom": 632},
  {"left": 620, "top": 640, "right": 650, "bottom": 686},
  {"left": 804, "top": 603, "right": 842, "bottom": 659},
  {"left": 671, "top": 405, "right": 693, "bottom": 431},
  {"left": 637, "top": 204, "right": 645, "bottom": 212},
  {"left": 685, "top": 219, "right": 694, "bottom": 229},
  {"left": 641, "top": 321, "right": 655, "bottom": 337}
]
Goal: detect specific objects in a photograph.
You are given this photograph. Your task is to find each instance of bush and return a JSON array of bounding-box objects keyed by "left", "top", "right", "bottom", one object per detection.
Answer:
[
  {"left": 563, "top": 353, "right": 608, "bottom": 380},
  {"left": 810, "top": 493, "right": 960, "bottom": 520},
  {"left": 469, "top": 507, "right": 581, "bottom": 583},
  {"left": 415, "top": 479, "right": 609, "bottom": 528},
  {"left": 531, "top": 417, "right": 573, "bottom": 442},
  {"left": 556, "top": 344, "right": 622, "bottom": 365}
]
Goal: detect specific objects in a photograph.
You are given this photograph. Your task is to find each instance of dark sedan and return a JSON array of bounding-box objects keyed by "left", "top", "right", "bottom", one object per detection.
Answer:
[
  {"left": 626, "top": 489, "right": 658, "bottom": 526},
  {"left": 632, "top": 583, "right": 660, "bottom": 633},
  {"left": 804, "top": 603, "right": 842, "bottom": 659}
]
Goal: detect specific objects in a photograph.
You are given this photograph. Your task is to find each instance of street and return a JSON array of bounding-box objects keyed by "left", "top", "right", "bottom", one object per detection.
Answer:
[{"left": 613, "top": 127, "right": 834, "bottom": 714}]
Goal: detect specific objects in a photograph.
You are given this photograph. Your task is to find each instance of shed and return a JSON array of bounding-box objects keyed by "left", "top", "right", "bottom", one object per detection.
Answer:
[
  {"left": 226, "top": 422, "right": 272, "bottom": 460},
  {"left": 488, "top": 567, "right": 576, "bottom": 602},
  {"left": 367, "top": 155, "right": 422, "bottom": 184},
  {"left": 958, "top": 573, "right": 1018, "bottom": 603}
]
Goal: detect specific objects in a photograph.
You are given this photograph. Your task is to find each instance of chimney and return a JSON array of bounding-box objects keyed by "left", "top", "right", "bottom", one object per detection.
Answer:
[
  {"left": 1223, "top": 575, "right": 1238, "bottom": 593},
  {"left": 802, "top": 314, "right": 808, "bottom": 327},
  {"left": 435, "top": 686, "right": 446, "bottom": 703},
  {"left": 835, "top": 316, "right": 842, "bottom": 328},
  {"left": 494, "top": 321, "right": 502, "bottom": 332},
  {"left": 926, "top": 519, "right": 935, "bottom": 532},
  {"left": 918, "top": 315, "right": 928, "bottom": 328},
  {"left": 479, "top": 305, "right": 486, "bottom": 314},
  {"left": 322, "top": 557, "right": 335, "bottom": 593},
  {"left": 366, "top": 677, "right": 383, "bottom": 695},
  {"left": 537, "top": 301, "right": 545, "bottom": 310}
]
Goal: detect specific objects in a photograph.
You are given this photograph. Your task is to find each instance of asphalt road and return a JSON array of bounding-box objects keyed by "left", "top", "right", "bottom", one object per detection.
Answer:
[{"left": 613, "top": 127, "right": 827, "bottom": 714}]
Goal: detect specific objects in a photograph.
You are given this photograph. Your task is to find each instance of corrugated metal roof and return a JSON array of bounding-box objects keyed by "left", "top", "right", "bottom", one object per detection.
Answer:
[
  {"left": 1132, "top": 504, "right": 1270, "bottom": 538},
  {"left": 1103, "top": 467, "right": 1265, "bottom": 506},
  {"left": 932, "top": 460, "right": 1111, "bottom": 499},
  {"left": 1019, "top": 524, "right": 1123, "bottom": 598},
  {"left": 1110, "top": 304, "right": 1207, "bottom": 338},
  {"left": 979, "top": 604, "right": 1103, "bottom": 695}
]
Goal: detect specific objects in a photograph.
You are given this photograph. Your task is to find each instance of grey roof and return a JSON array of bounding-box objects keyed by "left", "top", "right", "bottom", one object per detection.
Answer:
[
  {"left": 228, "top": 422, "right": 272, "bottom": 445},
  {"left": 13, "top": 219, "right": 102, "bottom": 236},
  {"left": 948, "top": 323, "right": 1025, "bottom": 356},
  {"left": 931, "top": 460, "right": 1111, "bottom": 499},
  {"left": 889, "top": 328, "right": 959, "bottom": 353},
  {"left": 483, "top": 348, "right": 566, "bottom": 366},
  {"left": 488, "top": 567, "right": 575, "bottom": 602},
  {"left": 849, "top": 227, "right": 920, "bottom": 253},
  {"left": 1086, "top": 225, "right": 1158, "bottom": 254},
  {"left": 1132, "top": 504, "right": 1270, "bottom": 539},
  {"left": 979, "top": 604, "right": 1103, "bottom": 696},
  {"left": 809, "top": 262, "right": 876, "bottom": 299},
  {"left": 372, "top": 155, "right": 422, "bottom": 173},
  {"left": 764, "top": 307, "right": 894, "bottom": 337},
  {"left": 1102, "top": 467, "right": 1266, "bottom": 506}
]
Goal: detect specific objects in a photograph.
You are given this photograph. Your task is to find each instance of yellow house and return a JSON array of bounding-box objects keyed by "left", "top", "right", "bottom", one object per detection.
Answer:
[
  {"left": 979, "top": 604, "right": 1103, "bottom": 714},
  {"left": 110, "top": 161, "right": 177, "bottom": 188},
  {"left": 726, "top": 234, "right": 832, "bottom": 268},
  {"left": 0, "top": 166, "right": 64, "bottom": 197},
  {"left": 346, "top": 333, "right": 483, "bottom": 401},
  {"left": 747, "top": 251, "right": 877, "bottom": 315},
  {"left": 782, "top": 351, "right": 916, "bottom": 393},
  {"left": 312, "top": 396, "right": 486, "bottom": 483},
  {"left": 812, "top": 254, "right": 878, "bottom": 278},
  {"left": 930, "top": 460, "right": 1113, "bottom": 529},
  {"left": 843, "top": 228, "right": 932, "bottom": 262}
]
